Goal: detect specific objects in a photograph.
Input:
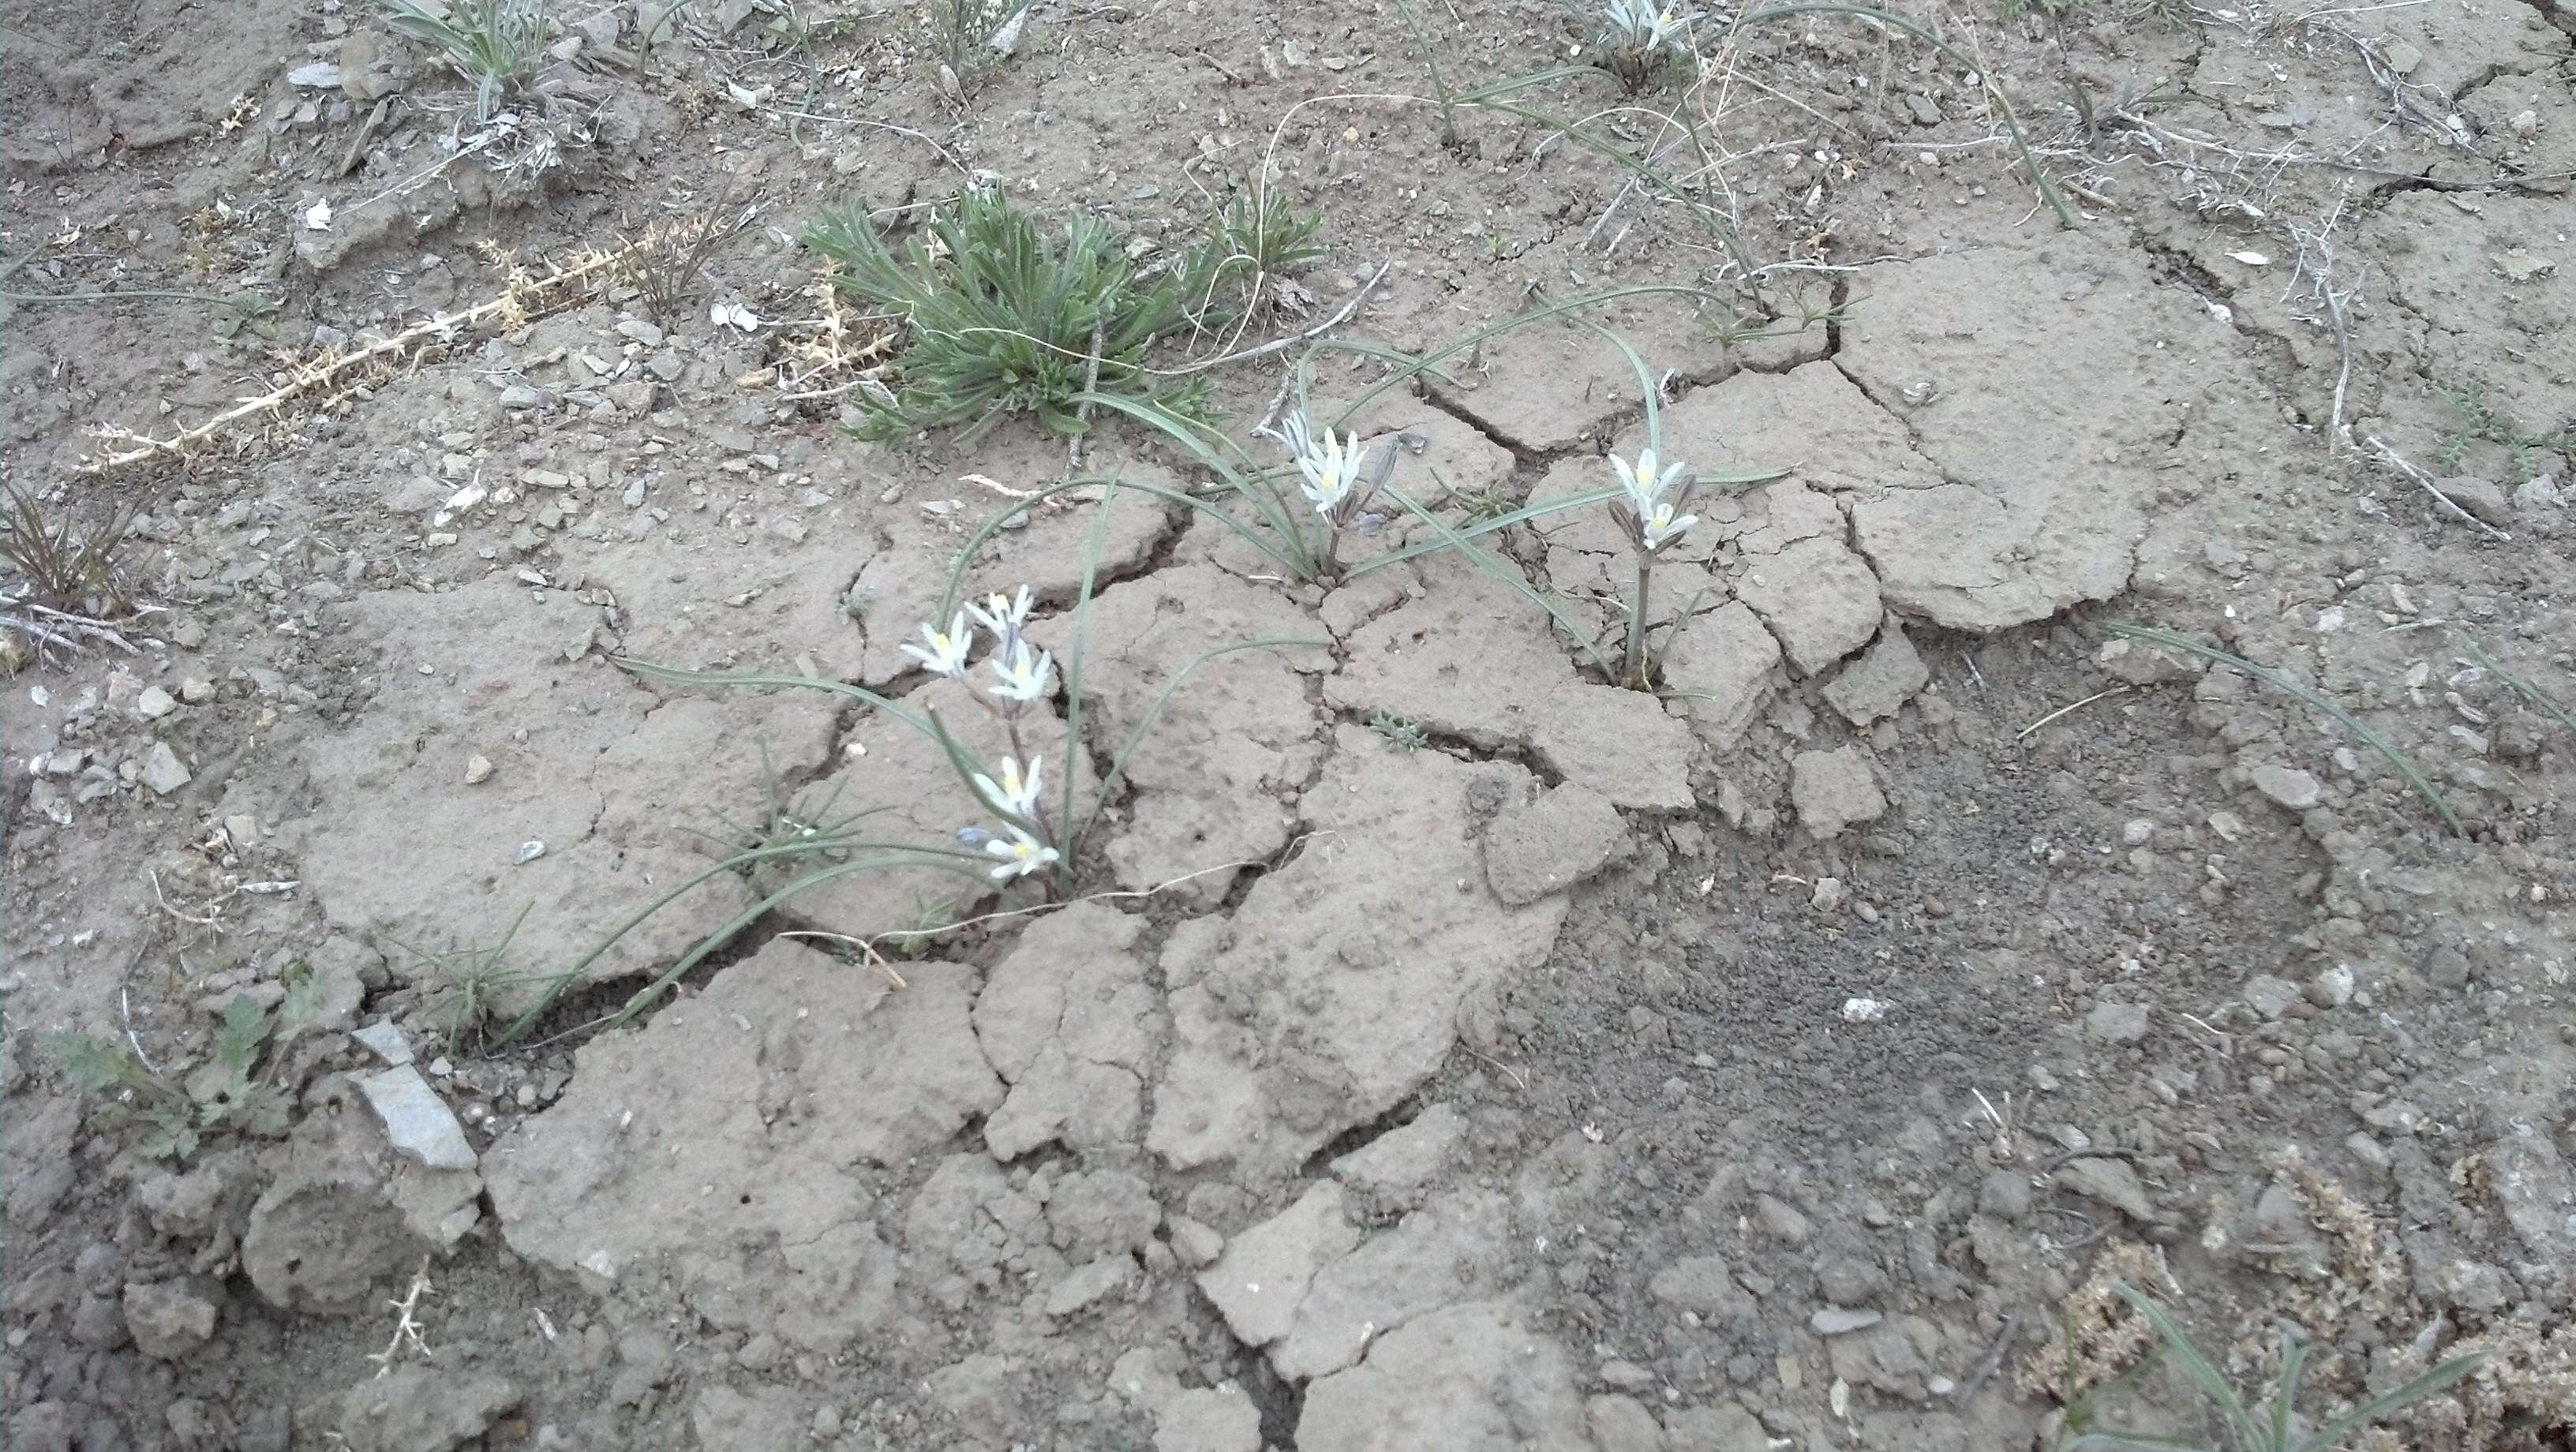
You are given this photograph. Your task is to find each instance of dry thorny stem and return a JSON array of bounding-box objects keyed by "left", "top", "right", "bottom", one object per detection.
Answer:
[
  {"left": 79, "top": 241, "right": 646, "bottom": 474},
  {"left": 367, "top": 1260, "right": 436, "bottom": 1377},
  {"left": 762, "top": 275, "right": 899, "bottom": 401}
]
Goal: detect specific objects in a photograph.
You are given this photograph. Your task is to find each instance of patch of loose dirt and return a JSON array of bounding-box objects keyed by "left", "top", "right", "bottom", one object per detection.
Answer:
[{"left": 7, "top": 0, "right": 2575, "bottom": 1448}]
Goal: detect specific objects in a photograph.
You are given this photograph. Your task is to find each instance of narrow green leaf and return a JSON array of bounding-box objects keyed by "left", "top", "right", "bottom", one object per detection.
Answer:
[
  {"left": 2297, "top": 1351, "right": 2487, "bottom": 1452},
  {"left": 2101, "top": 625, "right": 2462, "bottom": 836},
  {"left": 2108, "top": 1284, "right": 2256, "bottom": 1447},
  {"left": 1380, "top": 485, "right": 1619, "bottom": 679},
  {"left": 1074, "top": 636, "right": 1332, "bottom": 847},
  {"left": 2063, "top": 1432, "right": 2220, "bottom": 1451},
  {"left": 2271, "top": 1330, "right": 2310, "bottom": 1452}
]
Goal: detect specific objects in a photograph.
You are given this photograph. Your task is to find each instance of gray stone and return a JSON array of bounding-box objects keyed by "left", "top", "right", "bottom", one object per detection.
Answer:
[
  {"left": 1813, "top": 1306, "right": 1885, "bottom": 1335},
  {"left": 352, "top": 1020, "right": 413, "bottom": 1065},
  {"left": 2056, "top": 1157, "right": 2156, "bottom": 1222},
  {"left": 2512, "top": 473, "right": 2561, "bottom": 515},
  {"left": 1587, "top": 1394, "right": 1666, "bottom": 1452},
  {"left": 2247, "top": 1183, "right": 2332, "bottom": 1278},
  {"left": 1790, "top": 747, "right": 1886, "bottom": 840},
  {"left": 1331, "top": 1104, "right": 1466, "bottom": 1208},
  {"left": 1598, "top": 1360, "right": 1656, "bottom": 1391},
  {"left": 1483, "top": 784, "right": 1629, "bottom": 906},
  {"left": 136, "top": 686, "right": 178, "bottom": 719},
  {"left": 1169, "top": 1216, "right": 1224, "bottom": 1268},
  {"left": 496, "top": 383, "right": 545, "bottom": 411},
  {"left": 9, "top": 1403, "right": 73, "bottom": 1452},
  {"left": 1978, "top": 1170, "right": 2032, "bottom": 1221},
  {"left": 2243, "top": 975, "right": 2304, "bottom": 1020},
  {"left": 337, "top": 1368, "right": 519, "bottom": 1452},
  {"left": 1045, "top": 1256, "right": 1136, "bottom": 1319},
  {"left": 140, "top": 743, "right": 193, "bottom": 795},
  {"left": 1822, "top": 627, "right": 1929, "bottom": 725},
  {"left": 1297, "top": 1300, "right": 1589, "bottom": 1450},
  {"left": 1904, "top": 92, "right": 1943, "bottom": 126},
  {"left": 2432, "top": 1256, "right": 2509, "bottom": 1312},
  {"left": 1814, "top": 1228, "right": 1889, "bottom": 1306},
  {"left": 2085, "top": 1000, "right": 2150, "bottom": 1043},
  {"left": 2362, "top": 1099, "right": 2426, "bottom": 1135},
  {"left": 1647, "top": 1255, "right": 1756, "bottom": 1320},
  {"left": 687, "top": 1384, "right": 803, "bottom": 1452},
  {"left": 2488, "top": 1132, "right": 2574, "bottom": 1264},
  {"left": 1661, "top": 601, "right": 1784, "bottom": 749},
  {"left": 1735, "top": 536, "right": 1883, "bottom": 675},
  {"left": 387, "top": 476, "right": 446, "bottom": 513},
  {"left": 2308, "top": 964, "right": 2354, "bottom": 1009},
  {"left": 1755, "top": 1192, "right": 1815, "bottom": 1244},
  {"left": 1046, "top": 1168, "right": 1160, "bottom": 1259},
  {"left": 122, "top": 1279, "right": 219, "bottom": 1359},
  {"left": 2249, "top": 763, "right": 2323, "bottom": 810},
  {"left": 2432, "top": 477, "right": 2512, "bottom": 528},
  {"left": 1155, "top": 1387, "right": 1260, "bottom": 1452},
  {"left": 1196, "top": 1182, "right": 1359, "bottom": 1349},
  {"left": 356, "top": 1067, "right": 477, "bottom": 1172},
  {"left": 1663, "top": 1402, "right": 1771, "bottom": 1451}
]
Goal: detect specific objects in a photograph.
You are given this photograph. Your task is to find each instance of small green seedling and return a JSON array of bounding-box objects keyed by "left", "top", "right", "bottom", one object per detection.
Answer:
[
  {"left": 2436, "top": 379, "right": 2567, "bottom": 476},
  {"left": 1191, "top": 186, "right": 1325, "bottom": 318},
  {"left": 931, "top": 0, "right": 1028, "bottom": 88},
  {"left": 2065, "top": 1282, "right": 2487, "bottom": 1452},
  {"left": 1368, "top": 710, "right": 1430, "bottom": 750},
  {"left": 2, "top": 479, "right": 145, "bottom": 613},
  {"left": 881, "top": 895, "right": 960, "bottom": 959},
  {"left": 45, "top": 964, "right": 331, "bottom": 1161},
  {"left": 1578, "top": 0, "right": 1702, "bottom": 89}
]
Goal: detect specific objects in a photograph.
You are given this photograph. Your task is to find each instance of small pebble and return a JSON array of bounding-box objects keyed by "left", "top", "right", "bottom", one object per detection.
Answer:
[{"left": 465, "top": 754, "right": 496, "bottom": 784}]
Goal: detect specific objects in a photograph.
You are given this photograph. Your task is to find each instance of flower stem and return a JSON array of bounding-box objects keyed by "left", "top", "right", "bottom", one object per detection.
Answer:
[{"left": 1623, "top": 549, "right": 1654, "bottom": 687}]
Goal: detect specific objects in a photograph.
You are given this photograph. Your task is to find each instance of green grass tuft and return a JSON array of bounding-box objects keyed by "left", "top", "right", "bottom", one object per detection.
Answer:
[
  {"left": 377, "top": 0, "right": 549, "bottom": 122},
  {"left": 2066, "top": 1282, "right": 2484, "bottom": 1452},
  {"left": 806, "top": 188, "right": 1223, "bottom": 444}
]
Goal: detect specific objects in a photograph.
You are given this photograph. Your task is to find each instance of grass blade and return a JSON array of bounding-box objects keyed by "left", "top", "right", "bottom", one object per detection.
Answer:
[
  {"left": 2108, "top": 1283, "right": 2256, "bottom": 1448},
  {"left": 615, "top": 661, "right": 932, "bottom": 734},
  {"left": 1380, "top": 485, "right": 1618, "bottom": 679},
  {"left": 2101, "top": 624, "right": 2463, "bottom": 836},
  {"left": 2296, "top": 1351, "right": 2486, "bottom": 1452},
  {"left": 489, "top": 835, "right": 983, "bottom": 1044},
  {"left": 561, "top": 849, "right": 991, "bottom": 1042},
  {"left": 1070, "top": 392, "right": 1315, "bottom": 576},
  {"left": 1345, "top": 485, "right": 1627, "bottom": 579},
  {"left": 2063, "top": 1434, "right": 2218, "bottom": 1451},
  {"left": 2271, "top": 1330, "right": 2309, "bottom": 1452},
  {"left": 1578, "top": 313, "right": 1661, "bottom": 451},
  {"left": 1732, "top": 2, "right": 2075, "bottom": 226},
  {"left": 1057, "top": 481, "right": 1121, "bottom": 859},
  {"left": 1073, "top": 636, "right": 1331, "bottom": 847},
  {"left": 2458, "top": 636, "right": 2576, "bottom": 736},
  {"left": 1320, "top": 283, "right": 1724, "bottom": 430}
]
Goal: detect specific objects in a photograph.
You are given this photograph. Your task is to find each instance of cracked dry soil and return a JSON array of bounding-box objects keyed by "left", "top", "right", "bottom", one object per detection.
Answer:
[{"left": 6, "top": 0, "right": 2576, "bottom": 1448}]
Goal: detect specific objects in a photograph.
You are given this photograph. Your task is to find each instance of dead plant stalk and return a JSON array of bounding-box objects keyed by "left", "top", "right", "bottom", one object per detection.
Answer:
[{"left": 78, "top": 242, "right": 645, "bottom": 473}]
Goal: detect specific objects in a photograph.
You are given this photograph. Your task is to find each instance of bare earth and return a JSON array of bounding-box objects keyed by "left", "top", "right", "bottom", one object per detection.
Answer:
[{"left": 5, "top": 0, "right": 2574, "bottom": 1448}]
